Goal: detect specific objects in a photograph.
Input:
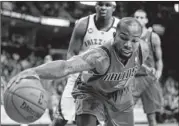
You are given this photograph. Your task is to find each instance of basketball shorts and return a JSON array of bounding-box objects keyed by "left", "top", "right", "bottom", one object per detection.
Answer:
[
  {"left": 73, "top": 85, "right": 134, "bottom": 126},
  {"left": 132, "top": 75, "right": 163, "bottom": 114},
  {"left": 60, "top": 73, "right": 79, "bottom": 121}
]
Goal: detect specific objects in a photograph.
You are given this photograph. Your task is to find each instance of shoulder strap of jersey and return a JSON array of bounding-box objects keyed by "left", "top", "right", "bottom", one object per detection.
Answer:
[
  {"left": 113, "top": 17, "right": 120, "bottom": 28},
  {"left": 81, "top": 15, "right": 90, "bottom": 41},
  {"left": 88, "top": 14, "right": 95, "bottom": 29},
  {"left": 149, "top": 31, "right": 155, "bottom": 53},
  {"left": 138, "top": 44, "right": 143, "bottom": 65}
]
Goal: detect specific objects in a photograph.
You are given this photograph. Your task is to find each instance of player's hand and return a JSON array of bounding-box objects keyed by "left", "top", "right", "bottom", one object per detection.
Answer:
[
  {"left": 154, "top": 70, "right": 162, "bottom": 81},
  {"left": 148, "top": 67, "right": 158, "bottom": 80},
  {"left": 149, "top": 67, "right": 156, "bottom": 76},
  {"left": 7, "top": 69, "right": 40, "bottom": 89},
  {"left": 142, "top": 64, "right": 157, "bottom": 81}
]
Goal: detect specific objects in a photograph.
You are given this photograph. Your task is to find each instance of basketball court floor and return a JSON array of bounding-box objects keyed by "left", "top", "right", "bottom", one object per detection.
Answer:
[{"left": 1, "top": 105, "right": 178, "bottom": 126}]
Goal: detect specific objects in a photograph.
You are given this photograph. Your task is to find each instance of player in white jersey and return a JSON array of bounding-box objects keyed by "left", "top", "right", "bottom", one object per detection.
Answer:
[{"left": 51, "top": 2, "right": 120, "bottom": 126}]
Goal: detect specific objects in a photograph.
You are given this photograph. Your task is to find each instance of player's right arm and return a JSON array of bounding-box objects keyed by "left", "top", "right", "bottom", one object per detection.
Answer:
[
  {"left": 9, "top": 48, "right": 110, "bottom": 85},
  {"left": 67, "top": 17, "right": 88, "bottom": 59}
]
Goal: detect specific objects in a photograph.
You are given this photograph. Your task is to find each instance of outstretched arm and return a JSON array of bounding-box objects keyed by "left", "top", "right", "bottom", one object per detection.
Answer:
[
  {"left": 30, "top": 48, "right": 109, "bottom": 80},
  {"left": 33, "top": 56, "right": 91, "bottom": 79}
]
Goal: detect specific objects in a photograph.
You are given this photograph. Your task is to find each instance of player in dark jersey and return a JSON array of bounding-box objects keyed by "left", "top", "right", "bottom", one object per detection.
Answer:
[
  {"left": 133, "top": 9, "right": 163, "bottom": 126},
  {"left": 9, "top": 17, "right": 148, "bottom": 126},
  {"left": 52, "top": 2, "right": 119, "bottom": 126}
]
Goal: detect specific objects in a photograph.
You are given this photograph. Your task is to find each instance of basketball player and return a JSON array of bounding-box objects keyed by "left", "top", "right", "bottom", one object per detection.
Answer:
[
  {"left": 52, "top": 1, "right": 119, "bottom": 126},
  {"left": 132, "top": 9, "right": 163, "bottom": 126},
  {"left": 9, "top": 17, "right": 148, "bottom": 126}
]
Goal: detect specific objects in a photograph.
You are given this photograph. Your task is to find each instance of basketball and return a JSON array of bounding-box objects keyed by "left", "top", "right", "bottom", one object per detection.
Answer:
[{"left": 3, "top": 78, "right": 48, "bottom": 124}]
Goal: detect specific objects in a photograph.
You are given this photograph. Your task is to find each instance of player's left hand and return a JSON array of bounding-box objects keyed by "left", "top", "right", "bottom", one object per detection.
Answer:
[
  {"left": 142, "top": 64, "right": 158, "bottom": 81},
  {"left": 148, "top": 68, "right": 158, "bottom": 81},
  {"left": 154, "top": 71, "right": 161, "bottom": 81},
  {"left": 7, "top": 69, "right": 40, "bottom": 89}
]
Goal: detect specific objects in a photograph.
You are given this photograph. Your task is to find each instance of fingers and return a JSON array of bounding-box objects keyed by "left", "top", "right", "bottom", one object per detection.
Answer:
[
  {"left": 150, "top": 68, "right": 156, "bottom": 75},
  {"left": 142, "top": 64, "right": 158, "bottom": 81},
  {"left": 6, "top": 70, "right": 40, "bottom": 90}
]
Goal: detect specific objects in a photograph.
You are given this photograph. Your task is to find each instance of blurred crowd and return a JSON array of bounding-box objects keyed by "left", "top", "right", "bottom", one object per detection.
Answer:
[
  {"left": 1, "top": 1, "right": 179, "bottom": 123},
  {"left": 1, "top": 1, "right": 95, "bottom": 22}
]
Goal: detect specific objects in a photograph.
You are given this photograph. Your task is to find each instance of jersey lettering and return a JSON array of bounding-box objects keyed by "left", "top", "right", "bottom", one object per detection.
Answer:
[
  {"left": 103, "top": 66, "right": 138, "bottom": 81},
  {"left": 84, "top": 39, "right": 106, "bottom": 47}
]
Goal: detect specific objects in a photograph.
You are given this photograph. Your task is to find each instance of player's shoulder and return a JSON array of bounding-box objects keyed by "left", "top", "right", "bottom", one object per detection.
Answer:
[
  {"left": 93, "top": 42, "right": 113, "bottom": 60},
  {"left": 74, "top": 15, "right": 91, "bottom": 35},
  {"left": 75, "top": 15, "right": 90, "bottom": 27},
  {"left": 151, "top": 32, "right": 160, "bottom": 39},
  {"left": 87, "top": 47, "right": 110, "bottom": 74},
  {"left": 148, "top": 27, "right": 160, "bottom": 39},
  {"left": 149, "top": 29, "right": 161, "bottom": 44},
  {"left": 88, "top": 46, "right": 110, "bottom": 57}
]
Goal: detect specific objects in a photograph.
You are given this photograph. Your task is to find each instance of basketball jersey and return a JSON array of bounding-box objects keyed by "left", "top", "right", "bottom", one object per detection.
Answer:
[
  {"left": 136, "top": 28, "right": 155, "bottom": 75},
  {"left": 80, "top": 14, "right": 120, "bottom": 54},
  {"left": 79, "top": 43, "right": 143, "bottom": 94},
  {"left": 64, "top": 14, "right": 120, "bottom": 97}
]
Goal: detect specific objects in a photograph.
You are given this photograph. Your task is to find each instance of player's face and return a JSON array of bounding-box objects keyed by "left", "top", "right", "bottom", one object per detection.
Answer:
[
  {"left": 114, "top": 23, "right": 142, "bottom": 59},
  {"left": 44, "top": 55, "right": 52, "bottom": 63},
  {"left": 95, "top": 2, "right": 115, "bottom": 19},
  {"left": 134, "top": 11, "right": 148, "bottom": 27}
]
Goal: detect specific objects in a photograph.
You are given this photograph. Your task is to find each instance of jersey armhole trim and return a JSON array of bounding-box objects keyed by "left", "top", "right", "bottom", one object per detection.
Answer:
[
  {"left": 82, "top": 16, "right": 90, "bottom": 41},
  {"left": 138, "top": 44, "right": 143, "bottom": 65},
  {"left": 149, "top": 32, "right": 156, "bottom": 58}
]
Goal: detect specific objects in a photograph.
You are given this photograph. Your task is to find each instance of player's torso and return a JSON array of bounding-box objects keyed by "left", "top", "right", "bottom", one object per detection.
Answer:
[
  {"left": 69, "top": 14, "right": 120, "bottom": 83},
  {"left": 82, "top": 45, "right": 142, "bottom": 94},
  {"left": 80, "top": 14, "right": 119, "bottom": 54}
]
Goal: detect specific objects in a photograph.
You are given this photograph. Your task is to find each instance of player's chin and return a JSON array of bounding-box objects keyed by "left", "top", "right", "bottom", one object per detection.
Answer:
[
  {"left": 121, "top": 52, "right": 132, "bottom": 58},
  {"left": 99, "top": 13, "right": 107, "bottom": 18}
]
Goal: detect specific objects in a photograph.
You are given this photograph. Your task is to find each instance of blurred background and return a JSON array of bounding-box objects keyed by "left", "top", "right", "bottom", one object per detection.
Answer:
[{"left": 1, "top": 1, "right": 179, "bottom": 126}]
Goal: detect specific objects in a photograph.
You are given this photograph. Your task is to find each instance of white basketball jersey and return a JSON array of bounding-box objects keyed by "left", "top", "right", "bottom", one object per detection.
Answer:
[{"left": 80, "top": 14, "right": 120, "bottom": 54}]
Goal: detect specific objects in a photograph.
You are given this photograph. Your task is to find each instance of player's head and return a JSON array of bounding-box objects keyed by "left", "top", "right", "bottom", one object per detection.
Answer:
[
  {"left": 44, "top": 55, "right": 52, "bottom": 63},
  {"left": 114, "top": 17, "right": 142, "bottom": 59},
  {"left": 134, "top": 9, "right": 148, "bottom": 27},
  {"left": 95, "top": 1, "right": 116, "bottom": 19}
]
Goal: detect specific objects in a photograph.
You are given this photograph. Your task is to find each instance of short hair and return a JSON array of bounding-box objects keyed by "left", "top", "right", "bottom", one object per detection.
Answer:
[
  {"left": 134, "top": 9, "right": 148, "bottom": 18},
  {"left": 117, "top": 17, "right": 143, "bottom": 36},
  {"left": 96, "top": 2, "right": 116, "bottom": 7}
]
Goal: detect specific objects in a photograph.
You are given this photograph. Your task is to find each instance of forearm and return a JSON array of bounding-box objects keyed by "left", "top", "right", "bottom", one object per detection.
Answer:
[
  {"left": 33, "top": 60, "right": 68, "bottom": 80},
  {"left": 33, "top": 56, "right": 93, "bottom": 80},
  {"left": 155, "top": 60, "right": 163, "bottom": 77}
]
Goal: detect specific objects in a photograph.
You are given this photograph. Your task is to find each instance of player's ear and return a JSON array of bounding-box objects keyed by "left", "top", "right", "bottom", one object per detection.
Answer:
[
  {"left": 112, "top": 6, "right": 116, "bottom": 12},
  {"left": 145, "top": 18, "right": 148, "bottom": 24}
]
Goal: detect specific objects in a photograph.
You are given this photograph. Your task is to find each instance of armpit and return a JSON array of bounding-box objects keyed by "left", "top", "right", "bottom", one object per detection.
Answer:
[{"left": 80, "top": 48, "right": 110, "bottom": 74}]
